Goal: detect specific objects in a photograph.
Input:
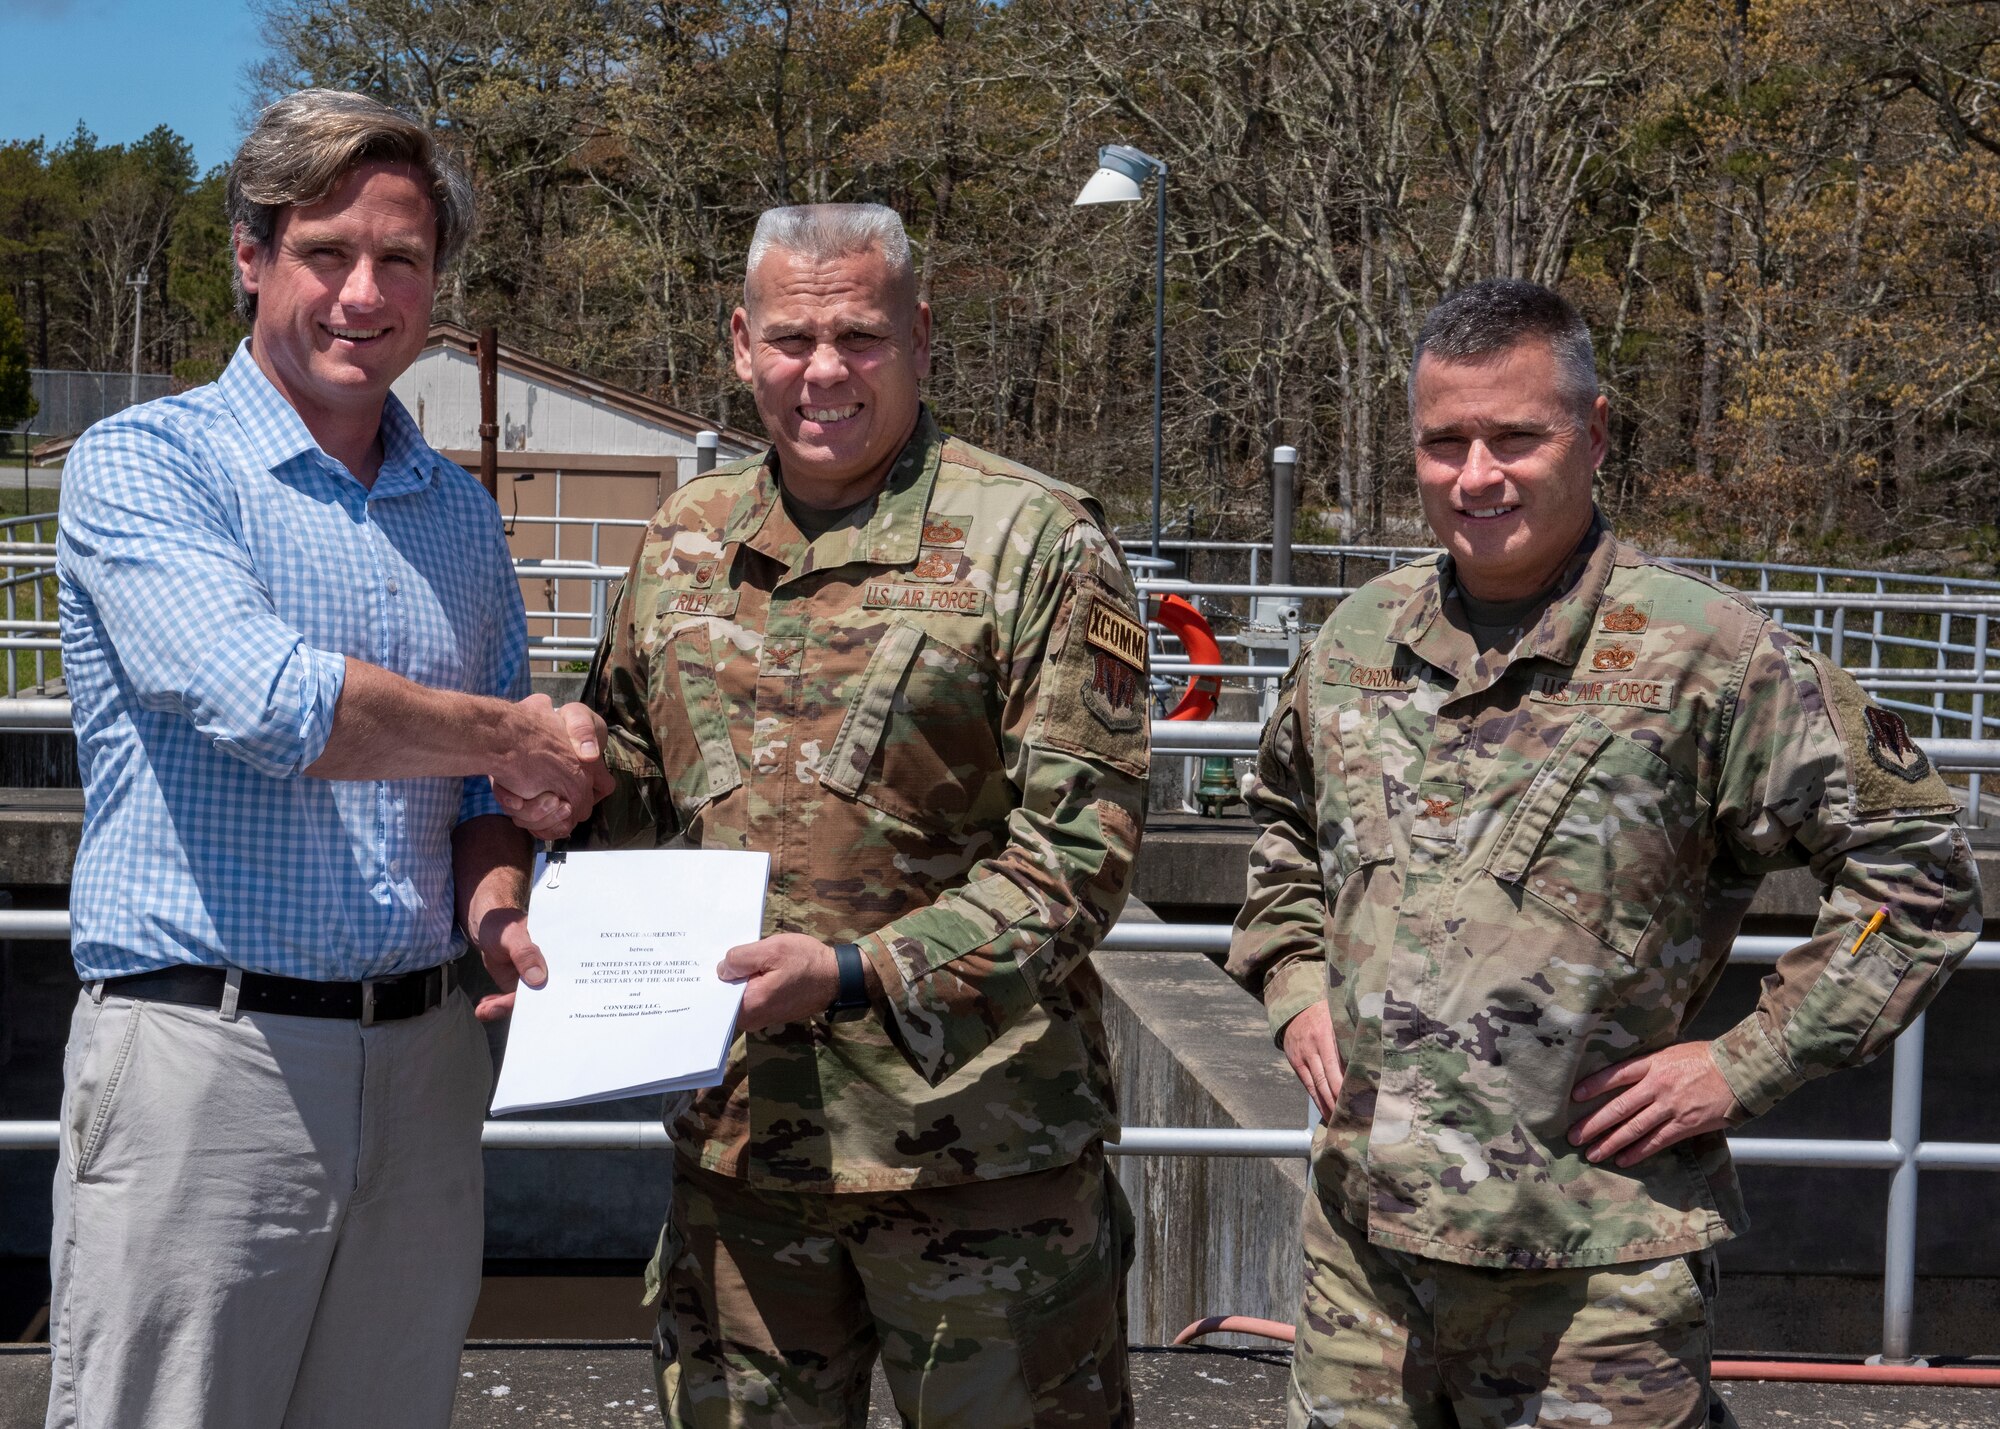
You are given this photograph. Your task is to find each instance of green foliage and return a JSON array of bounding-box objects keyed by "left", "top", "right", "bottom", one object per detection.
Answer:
[
  {"left": 0, "top": 293, "right": 34, "bottom": 431},
  {"left": 7, "top": 0, "right": 1997, "bottom": 563},
  {"left": 0, "top": 126, "right": 241, "bottom": 409}
]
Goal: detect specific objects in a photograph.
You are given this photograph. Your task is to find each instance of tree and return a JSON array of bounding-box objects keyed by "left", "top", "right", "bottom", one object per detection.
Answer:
[{"left": 0, "top": 291, "right": 37, "bottom": 434}]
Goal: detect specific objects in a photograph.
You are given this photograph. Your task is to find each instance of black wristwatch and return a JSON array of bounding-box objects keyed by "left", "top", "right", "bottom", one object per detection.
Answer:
[{"left": 826, "top": 942, "right": 870, "bottom": 1021}]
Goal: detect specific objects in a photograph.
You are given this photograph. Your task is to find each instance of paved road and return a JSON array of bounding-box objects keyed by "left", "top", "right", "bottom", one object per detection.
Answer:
[{"left": 5, "top": 1342, "right": 1998, "bottom": 1426}]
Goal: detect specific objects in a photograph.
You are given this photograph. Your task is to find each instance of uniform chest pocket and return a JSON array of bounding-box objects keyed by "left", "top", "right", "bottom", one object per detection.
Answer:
[
  {"left": 1314, "top": 683, "right": 1405, "bottom": 880},
  {"left": 816, "top": 618, "right": 997, "bottom": 832},
  {"left": 1485, "top": 713, "right": 1707, "bottom": 960},
  {"left": 654, "top": 624, "right": 743, "bottom": 821}
]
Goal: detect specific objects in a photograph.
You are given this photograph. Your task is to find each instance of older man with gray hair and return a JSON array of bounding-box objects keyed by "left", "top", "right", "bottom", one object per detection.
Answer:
[
  {"left": 579, "top": 201, "right": 1149, "bottom": 1426},
  {"left": 1230, "top": 278, "right": 1979, "bottom": 1427},
  {"left": 48, "top": 89, "right": 609, "bottom": 1429}
]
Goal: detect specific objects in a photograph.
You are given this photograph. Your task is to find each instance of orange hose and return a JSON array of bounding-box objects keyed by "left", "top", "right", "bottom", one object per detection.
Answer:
[
  {"left": 1712, "top": 1359, "right": 2000, "bottom": 1387},
  {"left": 1172, "top": 1318, "right": 2000, "bottom": 1387},
  {"left": 1172, "top": 1316, "right": 1295, "bottom": 1346}
]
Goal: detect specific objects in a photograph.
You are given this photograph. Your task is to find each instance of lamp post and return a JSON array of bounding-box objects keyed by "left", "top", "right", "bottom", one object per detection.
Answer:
[
  {"left": 1074, "top": 144, "right": 1168, "bottom": 560},
  {"left": 127, "top": 269, "right": 149, "bottom": 408}
]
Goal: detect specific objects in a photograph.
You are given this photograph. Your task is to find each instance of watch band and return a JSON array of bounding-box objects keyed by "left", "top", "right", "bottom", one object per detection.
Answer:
[{"left": 826, "top": 942, "right": 869, "bottom": 1021}]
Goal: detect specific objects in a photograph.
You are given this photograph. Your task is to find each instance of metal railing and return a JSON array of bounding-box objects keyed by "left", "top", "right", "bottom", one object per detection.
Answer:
[
  {"left": 0, "top": 516, "right": 60, "bottom": 696},
  {"left": 0, "top": 906, "right": 1994, "bottom": 1364}
]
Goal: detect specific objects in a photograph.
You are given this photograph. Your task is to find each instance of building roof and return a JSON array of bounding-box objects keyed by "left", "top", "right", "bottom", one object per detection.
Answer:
[{"left": 420, "top": 324, "right": 764, "bottom": 452}]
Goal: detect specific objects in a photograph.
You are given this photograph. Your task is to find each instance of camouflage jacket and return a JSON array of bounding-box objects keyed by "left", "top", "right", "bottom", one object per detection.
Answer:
[
  {"left": 584, "top": 409, "right": 1149, "bottom": 1192},
  {"left": 1228, "top": 513, "right": 1981, "bottom": 1269}
]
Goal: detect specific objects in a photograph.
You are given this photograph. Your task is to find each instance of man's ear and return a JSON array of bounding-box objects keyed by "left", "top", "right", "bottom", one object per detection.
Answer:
[
  {"left": 1587, "top": 393, "right": 1610, "bottom": 470},
  {"left": 232, "top": 223, "right": 263, "bottom": 304},
  {"left": 730, "top": 306, "right": 755, "bottom": 384},
  {"left": 911, "top": 301, "right": 932, "bottom": 382}
]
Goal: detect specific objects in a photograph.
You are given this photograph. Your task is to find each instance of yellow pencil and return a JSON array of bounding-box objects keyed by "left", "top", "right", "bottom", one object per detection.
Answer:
[{"left": 1849, "top": 906, "right": 1889, "bottom": 957}]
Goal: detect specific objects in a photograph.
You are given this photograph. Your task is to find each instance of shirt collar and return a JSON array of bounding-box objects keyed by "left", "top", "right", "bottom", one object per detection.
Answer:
[
  {"left": 217, "top": 339, "right": 437, "bottom": 496},
  {"left": 726, "top": 406, "right": 944, "bottom": 579},
  {"left": 1393, "top": 508, "right": 1615, "bottom": 692}
]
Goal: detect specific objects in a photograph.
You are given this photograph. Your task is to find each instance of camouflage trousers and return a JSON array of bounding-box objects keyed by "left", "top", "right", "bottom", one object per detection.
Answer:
[
  {"left": 650, "top": 1143, "right": 1133, "bottom": 1428},
  {"left": 1288, "top": 1185, "right": 1739, "bottom": 1428}
]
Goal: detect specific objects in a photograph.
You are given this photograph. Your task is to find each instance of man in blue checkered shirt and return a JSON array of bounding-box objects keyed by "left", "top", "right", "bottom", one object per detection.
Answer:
[{"left": 45, "top": 90, "right": 611, "bottom": 1429}]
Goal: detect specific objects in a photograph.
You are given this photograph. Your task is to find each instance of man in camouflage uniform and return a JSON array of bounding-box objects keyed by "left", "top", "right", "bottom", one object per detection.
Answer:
[
  {"left": 1228, "top": 280, "right": 1982, "bottom": 1428},
  {"left": 582, "top": 203, "right": 1149, "bottom": 1427}
]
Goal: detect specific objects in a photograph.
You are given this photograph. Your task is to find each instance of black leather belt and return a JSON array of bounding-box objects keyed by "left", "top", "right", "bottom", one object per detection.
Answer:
[{"left": 99, "top": 962, "right": 458, "bottom": 1025}]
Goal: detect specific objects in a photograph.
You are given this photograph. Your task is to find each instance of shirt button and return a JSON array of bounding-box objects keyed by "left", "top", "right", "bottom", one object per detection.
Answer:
[{"left": 386, "top": 578, "right": 400, "bottom": 594}]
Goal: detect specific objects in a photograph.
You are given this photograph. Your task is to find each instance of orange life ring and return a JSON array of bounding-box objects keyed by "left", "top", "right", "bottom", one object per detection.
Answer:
[{"left": 1151, "top": 593, "right": 1221, "bottom": 721}]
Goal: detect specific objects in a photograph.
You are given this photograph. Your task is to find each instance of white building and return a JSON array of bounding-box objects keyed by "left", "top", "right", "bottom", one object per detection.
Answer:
[{"left": 391, "top": 324, "right": 763, "bottom": 653}]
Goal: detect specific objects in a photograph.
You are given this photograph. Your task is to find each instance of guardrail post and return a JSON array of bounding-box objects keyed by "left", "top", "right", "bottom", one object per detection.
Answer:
[
  {"left": 1271, "top": 446, "right": 1296, "bottom": 590},
  {"left": 1973, "top": 613, "right": 1989, "bottom": 825},
  {"left": 1877, "top": 1011, "right": 1926, "bottom": 1364},
  {"left": 1247, "top": 448, "right": 1301, "bottom": 720}
]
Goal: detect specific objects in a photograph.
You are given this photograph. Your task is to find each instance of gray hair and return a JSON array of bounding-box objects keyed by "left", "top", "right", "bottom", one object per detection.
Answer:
[
  {"left": 1408, "top": 279, "right": 1599, "bottom": 423},
  {"left": 226, "top": 89, "right": 476, "bottom": 323},
  {"left": 743, "top": 203, "right": 916, "bottom": 311}
]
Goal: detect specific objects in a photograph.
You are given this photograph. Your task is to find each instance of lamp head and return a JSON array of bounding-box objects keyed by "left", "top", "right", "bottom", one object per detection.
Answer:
[{"left": 1073, "top": 144, "right": 1164, "bottom": 206}]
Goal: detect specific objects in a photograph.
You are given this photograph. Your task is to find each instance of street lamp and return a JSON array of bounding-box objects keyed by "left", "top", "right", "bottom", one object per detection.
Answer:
[
  {"left": 1074, "top": 143, "right": 1168, "bottom": 559},
  {"left": 127, "top": 269, "right": 149, "bottom": 407}
]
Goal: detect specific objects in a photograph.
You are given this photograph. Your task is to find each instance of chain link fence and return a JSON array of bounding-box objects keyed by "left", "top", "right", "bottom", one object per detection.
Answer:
[{"left": 25, "top": 370, "right": 175, "bottom": 438}]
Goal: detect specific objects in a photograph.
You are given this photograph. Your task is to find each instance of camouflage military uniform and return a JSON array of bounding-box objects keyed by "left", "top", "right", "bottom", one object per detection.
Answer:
[
  {"left": 586, "top": 408, "right": 1148, "bottom": 1427},
  {"left": 1228, "top": 513, "right": 1981, "bottom": 1426}
]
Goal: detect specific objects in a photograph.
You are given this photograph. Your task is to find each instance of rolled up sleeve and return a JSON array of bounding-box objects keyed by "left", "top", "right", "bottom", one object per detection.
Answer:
[
  {"left": 1229, "top": 658, "right": 1331, "bottom": 1044},
  {"left": 1710, "top": 634, "right": 1982, "bottom": 1117},
  {"left": 59, "top": 416, "right": 346, "bottom": 778},
  {"left": 458, "top": 507, "right": 532, "bottom": 825}
]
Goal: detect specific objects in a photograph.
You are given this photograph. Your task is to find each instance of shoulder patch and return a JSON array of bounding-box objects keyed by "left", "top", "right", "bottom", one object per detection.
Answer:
[{"left": 1809, "top": 653, "right": 1959, "bottom": 816}]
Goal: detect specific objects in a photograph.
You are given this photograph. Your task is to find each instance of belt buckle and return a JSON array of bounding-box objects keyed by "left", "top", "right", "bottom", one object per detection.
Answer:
[{"left": 360, "top": 979, "right": 378, "bottom": 1028}]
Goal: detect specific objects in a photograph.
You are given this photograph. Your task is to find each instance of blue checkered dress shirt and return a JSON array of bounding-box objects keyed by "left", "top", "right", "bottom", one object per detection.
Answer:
[{"left": 58, "top": 342, "right": 530, "bottom": 982}]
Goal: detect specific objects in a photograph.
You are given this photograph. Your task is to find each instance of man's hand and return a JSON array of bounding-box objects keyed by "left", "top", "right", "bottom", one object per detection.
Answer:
[
  {"left": 470, "top": 904, "right": 548, "bottom": 1023},
  {"left": 1284, "top": 1000, "right": 1344, "bottom": 1122},
  {"left": 719, "top": 934, "right": 868, "bottom": 1033},
  {"left": 493, "top": 699, "right": 614, "bottom": 839},
  {"left": 1568, "top": 1040, "right": 1743, "bottom": 1167}
]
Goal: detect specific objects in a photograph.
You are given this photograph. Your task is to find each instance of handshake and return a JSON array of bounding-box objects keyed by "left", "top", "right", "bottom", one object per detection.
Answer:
[{"left": 488, "top": 692, "right": 618, "bottom": 841}]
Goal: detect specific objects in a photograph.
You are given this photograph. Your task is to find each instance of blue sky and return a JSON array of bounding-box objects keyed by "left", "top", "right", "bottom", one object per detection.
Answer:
[{"left": 1, "top": 0, "right": 266, "bottom": 173}]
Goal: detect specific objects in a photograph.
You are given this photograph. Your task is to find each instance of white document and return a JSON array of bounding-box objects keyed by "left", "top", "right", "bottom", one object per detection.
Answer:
[{"left": 489, "top": 848, "right": 770, "bottom": 1116}]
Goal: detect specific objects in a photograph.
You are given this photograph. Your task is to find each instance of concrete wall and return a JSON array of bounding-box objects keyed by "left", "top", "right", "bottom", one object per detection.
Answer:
[{"left": 1096, "top": 940, "right": 1307, "bottom": 1348}]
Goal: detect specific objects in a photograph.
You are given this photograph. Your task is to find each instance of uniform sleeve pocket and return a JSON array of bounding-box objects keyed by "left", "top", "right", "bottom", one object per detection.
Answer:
[{"left": 1487, "top": 713, "right": 1708, "bottom": 961}]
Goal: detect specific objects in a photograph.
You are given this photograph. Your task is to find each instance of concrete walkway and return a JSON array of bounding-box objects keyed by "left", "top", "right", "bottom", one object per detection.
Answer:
[{"left": 6, "top": 1342, "right": 1998, "bottom": 1426}]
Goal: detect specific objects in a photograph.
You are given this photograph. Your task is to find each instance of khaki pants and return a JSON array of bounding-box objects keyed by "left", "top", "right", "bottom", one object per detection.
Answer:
[
  {"left": 45, "top": 985, "right": 491, "bottom": 1429},
  {"left": 1289, "top": 1183, "right": 1738, "bottom": 1429},
  {"left": 653, "top": 1144, "right": 1133, "bottom": 1428}
]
